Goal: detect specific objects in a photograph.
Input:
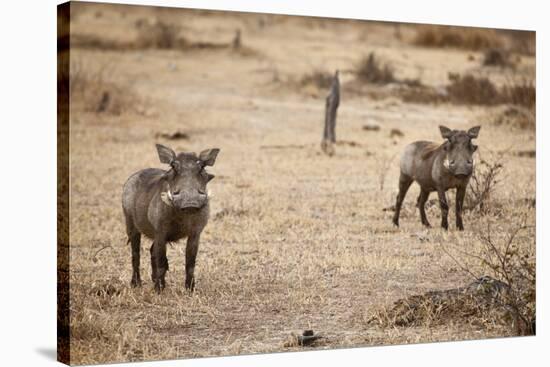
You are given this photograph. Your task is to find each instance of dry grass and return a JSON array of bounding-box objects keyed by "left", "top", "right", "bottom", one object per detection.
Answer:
[
  {"left": 355, "top": 52, "right": 395, "bottom": 84},
  {"left": 65, "top": 3, "right": 536, "bottom": 365},
  {"left": 445, "top": 73, "right": 536, "bottom": 108},
  {"left": 414, "top": 25, "right": 504, "bottom": 51},
  {"left": 69, "top": 58, "right": 142, "bottom": 115},
  {"left": 300, "top": 70, "right": 334, "bottom": 90}
]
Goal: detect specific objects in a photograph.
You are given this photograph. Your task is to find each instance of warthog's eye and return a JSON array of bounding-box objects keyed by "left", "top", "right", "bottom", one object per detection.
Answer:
[
  {"left": 467, "top": 159, "right": 473, "bottom": 164},
  {"left": 172, "top": 189, "right": 180, "bottom": 196},
  {"left": 449, "top": 160, "right": 455, "bottom": 165},
  {"left": 198, "top": 189, "right": 206, "bottom": 195}
]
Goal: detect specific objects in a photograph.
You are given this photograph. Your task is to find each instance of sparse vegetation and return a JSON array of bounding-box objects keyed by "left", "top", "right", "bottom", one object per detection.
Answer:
[
  {"left": 440, "top": 219, "right": 536, "bottom": 335},
  {"left": 414, "top": 25, "right": 504, "bottom": 51},
  {"left": 483, "top": 48, "right": 515, "bottom": 68},
  {"left": 65, "top": 2, "right": 536, "bottom": 364},
  {"left": 355, "top": 52, "right": 395, "bottom": 84},
  {"left": 300, "top": 70, "right": 334, "bottom": 89},
  {"left": 446, "top": 73, "right": 500, "bottom": 105},
  {"left": 464, "top": 157, "right": 504, "bottom": 214},
  {"left": 135, "top": 19, "right": 183, "bottom": 49},
  {"left": 69, "top": 59, "right": 140, "bottom": 115},
  {"left": 446, "top": 73, "right": 535, "bottom": 108}
]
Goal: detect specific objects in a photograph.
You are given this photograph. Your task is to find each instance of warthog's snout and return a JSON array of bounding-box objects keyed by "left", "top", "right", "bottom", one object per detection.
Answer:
[
  {"left": 170, "top": 189, "right": 208, "bottom": 210},
  {"left": 448, "top": 158, "right": 473, "bottom": 178}
]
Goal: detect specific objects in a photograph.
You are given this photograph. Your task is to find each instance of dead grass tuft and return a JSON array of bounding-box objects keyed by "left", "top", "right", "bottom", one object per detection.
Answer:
[
  {"left": 446, "top": 73, "right": 500, "bottom": 105},
  {"left": 300, "top": 70, "right": 334, "bottom": 90},
  {"left": 355, "top": 52, "right": 395, "bottom": 84},
  {"left": 483, "top": 49, "right": 515, "bottom": 68},
  {"left": 135, "top": 19, "right": 183, "bottom": 49}
]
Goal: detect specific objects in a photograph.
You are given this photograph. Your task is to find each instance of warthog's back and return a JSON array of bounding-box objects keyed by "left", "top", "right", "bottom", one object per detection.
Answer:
[{"left": 400, "top": 141, "right": 441, "bottom": 180}]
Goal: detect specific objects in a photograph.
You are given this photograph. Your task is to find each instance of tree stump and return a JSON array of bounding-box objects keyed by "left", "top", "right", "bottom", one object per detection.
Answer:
[{"left": 321, "top": 70, "right": 340, "bottom": 156}]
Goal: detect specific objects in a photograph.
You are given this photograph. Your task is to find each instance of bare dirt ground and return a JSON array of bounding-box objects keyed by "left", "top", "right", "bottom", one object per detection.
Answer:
[{"left": 65, "top": 3, "right": 535, "bottom": 364}]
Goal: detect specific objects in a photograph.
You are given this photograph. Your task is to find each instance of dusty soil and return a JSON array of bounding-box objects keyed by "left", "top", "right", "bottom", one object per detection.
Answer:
[{"left": 65, "top": 3, "right": 535, "bottom": 365}]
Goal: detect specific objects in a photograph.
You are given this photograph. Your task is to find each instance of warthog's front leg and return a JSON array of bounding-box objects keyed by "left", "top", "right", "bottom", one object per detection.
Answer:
[
  {"left": 129, "top": 232, "right": 142, "bottom": 287},
  {"left": 151, "top": 237, "right": 168, "bottom": 293},
  {"left": 437, "top": 189, "right": 449, "bottom": 230},
  {"left": 455, "top": 186, "right": 466, "bottom": 231},
  {"left": 185, "top": 233, "right": 200, "bottom": 291}
]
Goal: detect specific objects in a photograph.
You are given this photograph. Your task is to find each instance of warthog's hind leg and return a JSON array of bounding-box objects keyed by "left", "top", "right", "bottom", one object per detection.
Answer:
[
  {"left": 418, "top": 189, "right": 431, "bottom": 227},
  {"left": 392, "top": 173, "right": 413, "bottom": 227}
]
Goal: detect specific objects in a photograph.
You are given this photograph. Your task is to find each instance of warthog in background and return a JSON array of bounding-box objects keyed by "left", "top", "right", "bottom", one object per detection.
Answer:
[
  {"left": 392, "top": 126, "right": 481, "bottom": 230},
  {"left": 122, "top": 144, "right": 220, "bottom": 292}
]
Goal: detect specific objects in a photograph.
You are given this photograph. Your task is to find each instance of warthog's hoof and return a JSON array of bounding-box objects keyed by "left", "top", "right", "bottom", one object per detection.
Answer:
[
  {"left": 130, "top": 277, "right": 142, "bottom": 288},
  {"left": 154, "top": 280, "right": 165, "bottom": 294}
]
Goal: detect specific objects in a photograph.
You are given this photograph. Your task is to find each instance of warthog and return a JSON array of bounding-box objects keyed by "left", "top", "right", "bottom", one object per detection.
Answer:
[
  {"left": 392, "top": 125, "right": 481, "bottom": 230},
  {"left": 122, "top": 144, "right": 220, "bottom": 293}
]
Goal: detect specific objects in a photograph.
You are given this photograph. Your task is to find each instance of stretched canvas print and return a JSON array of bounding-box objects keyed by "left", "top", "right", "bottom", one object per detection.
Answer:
[{"left": 57, "top": 1, "right": 536, "bottom": 365}]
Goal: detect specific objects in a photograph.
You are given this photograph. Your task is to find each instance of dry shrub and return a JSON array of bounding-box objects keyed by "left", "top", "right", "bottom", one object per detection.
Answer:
[
  {"left": 371, "top": 276, "right": 511, "bottom": 328},
  {"left": 356, "top": 52, "right": 395, "bottom": 84},
  {"left": 464, "top": 157, "right": 504, "bottom": 214},
  {"left": 70, "top": 59, "right": 140, "bottom": 115},
  {"left": 443, "top": 220, "right": 536, "bottom": 335},
  {"left": 399, "top": 84, "right": 447, "bottom": 104},
  {"left": 446, "top": 73, "right": 536, "bottom": 108},
  {"left": 483, "top": 48, "right": 515, "bottom": 68},
  {"left": 373, "top": 219, "right": 535, "bottom": 336},
  {"left": 414, "top": 25, "right": 504, "bottom": 51},
  {"left": 446, "top": 73, "right": 500, "bottom": 105},
  {"left": 493, "top": 105, "right": 536, "bottom": 131},
  {"left": 502, "top": 30, "right": 536, "bottom": 56},
  {"left": 300, "top": 70, "right": 334, "bottom": 89},
  {"left": 500, "top": 78, "right": 536, "bottom": 109},
  {"left": 135, "top": 19, "right": 183, "bottom": 49}
]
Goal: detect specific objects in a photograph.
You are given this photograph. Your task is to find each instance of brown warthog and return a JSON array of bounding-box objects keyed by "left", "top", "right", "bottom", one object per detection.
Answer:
[
  {"left": 392, "top": 125, "right": 481, "bottom": 230},
  {"left": 122, "top": 144, "right": 220, "bottom": 293}
]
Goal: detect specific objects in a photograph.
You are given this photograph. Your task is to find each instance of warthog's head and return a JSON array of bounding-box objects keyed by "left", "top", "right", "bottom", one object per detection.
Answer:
[
  {"left": 440, "top": 125, "right": 481, "bottom": 178},
  {"left": 156, "top": 144, "right": 220, "bottom": 210}
]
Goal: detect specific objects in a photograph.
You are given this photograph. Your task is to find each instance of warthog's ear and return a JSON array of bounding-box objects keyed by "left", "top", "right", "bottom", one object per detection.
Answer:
[
  {"left": 156, "top": 144, "right": 176, "bottom": 165},
  {"left": 439, "top": 125, "right": 453, "bottom": 140},
  {"left": 199, "top": 148, "right": 220, "bottom": 167},
  {"left": 467, "top": 126, "right": 481, "bottom": 139}
]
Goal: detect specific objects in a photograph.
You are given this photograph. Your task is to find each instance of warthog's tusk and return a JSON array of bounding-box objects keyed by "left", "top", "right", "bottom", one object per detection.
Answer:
[
  {"left": 443, "top": 158, "right": 450, "bottom": 170},
  {"left": 161, "top": 191, "right": 173, "bottom": 206}
]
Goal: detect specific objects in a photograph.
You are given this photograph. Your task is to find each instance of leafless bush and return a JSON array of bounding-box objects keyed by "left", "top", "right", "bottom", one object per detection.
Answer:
[
  {"left": 442, "top": 219, "right": 535, "bottom": 335},
  {"left": 356, "top": 52, "right": 395, "bottom": 84},
  {"left": 464, "top": 157, "right": 504, "bottom": 214},
  {"left": 414, "top": 25, "right": 504, "bottom": 51}
]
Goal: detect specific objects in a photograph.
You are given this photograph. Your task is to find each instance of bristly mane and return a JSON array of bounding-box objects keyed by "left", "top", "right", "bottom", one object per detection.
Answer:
[{"left": 421, "top": 143, "right": 444, "bottom": 160}]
